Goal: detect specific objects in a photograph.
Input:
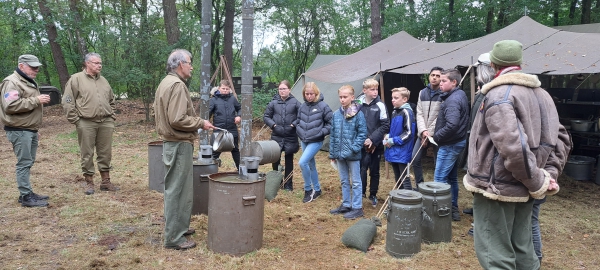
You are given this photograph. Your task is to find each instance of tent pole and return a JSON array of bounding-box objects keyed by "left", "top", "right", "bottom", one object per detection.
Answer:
[
  {"left": 470, "top": 56, "right": 476, "bottom": 106},
  {"left": 378, "top": 71, "right": 389, "bottom": 180}
]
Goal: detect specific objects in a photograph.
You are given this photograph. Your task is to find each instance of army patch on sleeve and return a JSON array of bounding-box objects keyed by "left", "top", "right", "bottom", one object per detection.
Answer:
[
  {"left": 479, "top": 99, "right": 485, "bottom": 113},
  {"left": 4, "top": 90, "right": 19, "bottom": 102}
]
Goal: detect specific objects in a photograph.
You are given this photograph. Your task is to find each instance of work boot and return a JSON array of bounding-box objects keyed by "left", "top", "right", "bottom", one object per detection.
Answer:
[
  {"left": 84, "top": 174, "right": 95, "bottom": 195},
  {"left": 452, "top": 206, "right": 461, "bottom": 221},
  {"left": 100, "top": 171, "right": 120, "bottom": 191},
  {"left": 20, "top": 193, "right": 49, "bottom": 207}
]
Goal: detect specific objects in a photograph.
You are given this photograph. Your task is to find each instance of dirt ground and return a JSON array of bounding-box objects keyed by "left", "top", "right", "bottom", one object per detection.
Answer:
[{"left": 0, "top": 100, "right": 599, "bottom": 269}]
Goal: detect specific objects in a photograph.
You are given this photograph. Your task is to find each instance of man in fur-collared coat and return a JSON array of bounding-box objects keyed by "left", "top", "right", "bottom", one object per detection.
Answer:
[{"left": 464, "top": 40, "right": 571, "bottom": 270}]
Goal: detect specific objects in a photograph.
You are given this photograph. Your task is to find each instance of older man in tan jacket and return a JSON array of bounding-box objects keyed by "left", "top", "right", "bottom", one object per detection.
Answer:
[
  {"left": 63, "top": 53, "right": 118, "bottom": 195},
  {"left": 154, "top": 49, "right": 214, "bottom": 250}
]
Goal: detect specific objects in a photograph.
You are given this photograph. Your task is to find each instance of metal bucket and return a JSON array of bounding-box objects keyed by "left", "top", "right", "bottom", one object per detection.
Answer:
[
  {"left": 419, "top": 182, "right": 452, "bottom": 243},
  {"left": 564, "top": 155, "right": 595, "bottom": 181},
  {"left": 192, "top": 160, "right": 218, "bottom": 215},
  {"left": 386, "top": 189, "right": 422, "bottom": 258},
  {"left": 148, "top": 141, "right": 165, "bottom": 193},
  {"left": 251, "top": 140, "right": 281, "bottom": 165},
  {"left": 208, "top": 172, "right": 265, "bottom": 256},
  {"left": 212, "top": 130, "right": 234, "bottom": 152}
]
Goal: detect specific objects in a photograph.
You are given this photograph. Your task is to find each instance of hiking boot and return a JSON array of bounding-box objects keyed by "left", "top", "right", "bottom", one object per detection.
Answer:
[
  {"left": 84, "top": 174, "right": 95, "bottom": 195},
  {"left": 312, "top": 190, "right": 322, "bottom": 201},
  {"left": 165, "top": 240, "right": 197, "bottom": 250},
  {"left": 100, "top": 171, "right": 120, "bottom": 191},
  {"left": 330, "top": 204, "right": 351, "bottom": 215},
  {"left": 20, "top": 193, "right": 49, "bottom": 208},
  {"left": 368, "top": 195, "right": 378, "bottom": 208},
  {"left": 343, "top": 208, "right": 364, "bottom": 220},
  {"left": 463, "top": 208, "right": 473, "bottom": 216},
  {"left": 452, "top": 206, "right": 461, "bottom": 221},
  {"left": 18, "top": 192, "right": 49, "bottom": 203},
  {"left": 183, "top": 228, "right": 196, "bottom": 236},
  {"left": 302, "top": 190, "right": 314, "bottom": 203}
]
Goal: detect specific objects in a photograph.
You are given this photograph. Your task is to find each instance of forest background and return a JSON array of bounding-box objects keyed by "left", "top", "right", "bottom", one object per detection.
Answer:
[{"left": 1, "top": 0, "right": 599, "bottom": 114}]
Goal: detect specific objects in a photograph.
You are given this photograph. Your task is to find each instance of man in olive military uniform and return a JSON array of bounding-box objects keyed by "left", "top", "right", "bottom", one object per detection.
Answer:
[
  {"left": 62, "top": 53, "right": 118, "bottom": 195},
  {"left": 0, "top": 54, "right": 51, "bottom": 207},
  {"left": 154, "top": 49, "right": 215, "bottom": 250}
]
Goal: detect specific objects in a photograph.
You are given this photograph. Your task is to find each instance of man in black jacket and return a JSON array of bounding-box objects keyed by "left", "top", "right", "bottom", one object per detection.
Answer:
[
  {"left": 209, "top": 80, "right": 241, "bottom": 169},
  {"left": 432, "top": 69, "right": 469, "bottom": 221},
  {"left": 357, "top": 79, "right": 389, "bottom": 207}
]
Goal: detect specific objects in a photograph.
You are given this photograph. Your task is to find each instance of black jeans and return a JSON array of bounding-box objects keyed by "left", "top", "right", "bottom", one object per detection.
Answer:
[
  {"left": 361, "top": 146, "right": 383, "bottom": 197},
  {"left": 272, "top": 151, "right": 294, "bottom": 190}
]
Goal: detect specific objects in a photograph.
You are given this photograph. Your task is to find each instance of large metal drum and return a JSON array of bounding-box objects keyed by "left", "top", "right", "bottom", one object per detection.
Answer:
[
  {"left": 148, "top": 141, "right": 165, "bottom": 193},
  {"left": 251, "top": 140, "right": 281, "bottom": 165},
  {"left": 386, "top": 189, "right": 422, "bottom": 258},
  {"left": 191, "top": 160, "right": 218, "bottom": 215},
  {"left": 207, "top": 172, "right": 265, "bottom": 256},
  {"left": 419, "top": 182, "right": 452, "bottom": 243}
]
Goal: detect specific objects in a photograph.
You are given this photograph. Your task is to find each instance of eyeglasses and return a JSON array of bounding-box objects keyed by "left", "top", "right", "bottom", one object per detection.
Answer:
[
  {"left": 89, "top": 61, "right": 102, "bottom": 65},
  {"left": 182, "top": 61, "right": 192, "bottom": 65}
]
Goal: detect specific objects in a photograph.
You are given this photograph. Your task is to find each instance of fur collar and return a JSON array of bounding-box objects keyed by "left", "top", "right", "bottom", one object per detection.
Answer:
[{"left": 481, "top": 72, "right": 541, "bottom": 94}]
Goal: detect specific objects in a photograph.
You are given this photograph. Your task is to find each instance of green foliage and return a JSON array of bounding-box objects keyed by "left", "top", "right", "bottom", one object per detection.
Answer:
[{"left": 247, "top": 85, "right": 277, "bottom": 120}]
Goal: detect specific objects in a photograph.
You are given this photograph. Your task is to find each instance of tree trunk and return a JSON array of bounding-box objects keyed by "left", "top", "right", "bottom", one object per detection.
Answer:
[
  {"left": 497, "top": 0, "right": 507, "bottom": 29},
  {"left": 582, "top": 0, "right": 592, "bottom": 24},
  {"left": 163, "top": 0, "right": 180, "bottom": 45},
  {"left": 38, "top": 0, "right": 70, "bottom": 91},
  {"left": 370, "top": 0, "right": 381, "bottom": 44},
  {"left": 68, "top": 0, "right": 88, "bottom": 60},
  {"left": 569, "top": 0, "right": 579, "bottom": 23},
  {"left": 448, "top": 0, "right": 455, "bottom": 41},
  {"left": 486, "top": 7, "right": 494, "bottom": 33},
  {"left": 223, "top": 0, "right": 234, "bottom": 76},
  {"left": 552, "top": 0, "right": 560, "bottom": 26}
]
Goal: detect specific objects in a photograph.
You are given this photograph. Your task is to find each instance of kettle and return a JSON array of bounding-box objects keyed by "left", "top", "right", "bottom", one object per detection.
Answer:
[{"left": 212, "top": 128, "right": 235, "bottom": 152}]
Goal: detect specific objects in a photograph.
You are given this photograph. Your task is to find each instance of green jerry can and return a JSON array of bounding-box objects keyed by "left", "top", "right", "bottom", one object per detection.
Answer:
[
  {"left": 385, "top": 189, "right": 423, "bottom": 258},
  {"left": 418, "top": 182, "right": 452, "bottom": 243}
]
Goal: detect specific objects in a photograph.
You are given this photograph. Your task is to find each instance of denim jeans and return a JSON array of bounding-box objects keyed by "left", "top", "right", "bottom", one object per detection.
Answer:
[
  {"left": 434, "top": 139, "right": 466, "bottom": 208},
  {"left": 6, "top": 130, "right": 38, "bottom": 196},
  {"left": 299, "top": 141, "right": 323, "bottom": 192},
  {"left": 411, "top": 136, "right": 438, "bottom": 184},
  {"left": 532, "top": 198, "right": 545, "bottom": 261},
  {"left": 336, "top": 159, "right": 362, "bottom": 209}
]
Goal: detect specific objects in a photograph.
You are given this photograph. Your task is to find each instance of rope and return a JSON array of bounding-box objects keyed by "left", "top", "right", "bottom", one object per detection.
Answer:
[{"left": 376, "top": 142, "right": 424, "bottom": 219}]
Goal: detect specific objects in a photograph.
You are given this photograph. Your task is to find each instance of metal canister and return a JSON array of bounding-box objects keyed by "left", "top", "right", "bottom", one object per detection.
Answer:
[
  {"left": 386, "top": 189, "right": 422, "bottom": 258},
  {"left": 419, "top": 182, "right": 452, "bottom": 243},
  {"left": 207, "top": 172, "right": 265, "bottom": 256},
  {"left": 148, "top": 141, "right": 165, "bottom": 193}
]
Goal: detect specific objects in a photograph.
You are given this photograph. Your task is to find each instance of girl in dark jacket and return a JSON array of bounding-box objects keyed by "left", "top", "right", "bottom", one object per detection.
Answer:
[
  {"left": 263, "top": 80, "right": 301, "bottom": 191},
  {"left": 209, "top": 80, "right": 241, "bottom": 169},
  {"left": 294, "top": 82, "right": 333, "bottom": 203}
]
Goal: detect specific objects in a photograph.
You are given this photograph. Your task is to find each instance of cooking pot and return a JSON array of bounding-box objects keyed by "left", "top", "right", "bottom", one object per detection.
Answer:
[
  {"left": 212, "top": 129, "right": 234, "bottom": 152},
  {"left": 570, "top": 120, "right": 594, "bottom": 132}
]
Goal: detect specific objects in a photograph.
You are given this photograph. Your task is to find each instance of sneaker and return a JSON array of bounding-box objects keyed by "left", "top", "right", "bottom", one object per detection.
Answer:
[
  {"left": 18, "top": 192, "right": 49, "bottom": 203},
  {"left": 463, "top": 208, "right": 473, "bottom": 215},
  {"left": 302, "top": 190, "right": 314, "bottom": 203},
  {"left": 368, "top": 195, "right": 378, "bottom": 208},
  {"left": 20, "top": 193, "right": 49, "bottom": 208},
  {"left": 330, "top": 204, "right": 351, "bottom": 215},
  {"left": 343, "top": 208, "right": 364, "bottom": 220},
  {"left": 452, "top": 206, "right": 461, "bottom": 221},
  {"left": 467, "top": 228, "right": 474, "bottom": 236},
  {"left": 312, "top": 190, "right": 322, "bottom": 200}
]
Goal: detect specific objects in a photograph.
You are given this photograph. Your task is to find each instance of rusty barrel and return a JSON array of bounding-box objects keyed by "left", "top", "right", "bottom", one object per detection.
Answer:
[{"left": 207, "top": 172, "right": 265, "bottom": 256}]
